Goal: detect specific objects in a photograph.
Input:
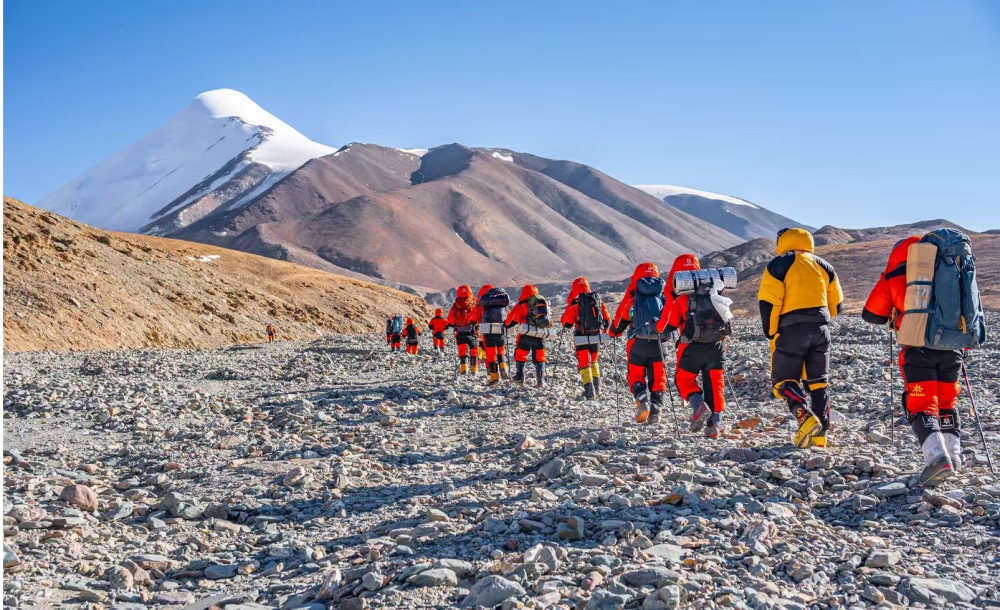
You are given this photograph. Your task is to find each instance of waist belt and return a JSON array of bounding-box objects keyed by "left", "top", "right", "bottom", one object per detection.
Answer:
[
  {"left": 574, "top": 333, "right": 609, "bottom": 346},
  {"left": 519, "top": 324, "right": 558, "bottom": 339},
  {"left": 479, "top": 322, "right": 506, "bottom": 335},
  {"left": 456, "top": 325, "right": 475, "bottom": 334}
]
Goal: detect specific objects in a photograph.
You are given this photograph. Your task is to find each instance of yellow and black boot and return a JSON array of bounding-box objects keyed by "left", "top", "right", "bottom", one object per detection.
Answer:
[
  {"left": 634, "top": 385, "right": 650, "bottom": 423},
  {"left": 487, "top": 363, "right": 500, "bottom": 386},
  {"left": 590, "top": 362, "right": 601, "bottom": 396},
  {"left": 499, "top": 361, "right": 510, "bottom": 380},
  {"left": 579, "top": 367, "right": 595, "bottom": 400},
  {"left": 459, "top": 356, "right": 469, "bottom": 375}
]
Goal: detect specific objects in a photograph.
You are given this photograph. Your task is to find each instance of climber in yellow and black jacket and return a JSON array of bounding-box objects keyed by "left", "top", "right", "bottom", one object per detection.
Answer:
[{"left": 758, "top": 227, "right": 844, "bottom": 450}]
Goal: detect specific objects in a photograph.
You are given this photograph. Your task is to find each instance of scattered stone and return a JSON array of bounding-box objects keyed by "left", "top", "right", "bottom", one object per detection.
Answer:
[
  {"left": 461, "top": 575, "right": 526, "bottom": 608},
  {"left": 59, "top": 484, "right": 99, "bottom": 511}
]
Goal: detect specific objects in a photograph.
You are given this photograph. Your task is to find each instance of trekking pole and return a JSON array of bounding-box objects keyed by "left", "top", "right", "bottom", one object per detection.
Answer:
[
  {"left": 888, "top": 328, "right": 896, "bottom": 446},
  {"left": 961, "top": 358, "right": 996, "bottom": 476},
  {"left": 609, "top": 336, "right": 623, "bottom": 427},
  {"left": 723, "top": 369, "right": 743, "bottom": 412},
  {"left": 656, "top": 337, "right": 680, "bottom": 436}
]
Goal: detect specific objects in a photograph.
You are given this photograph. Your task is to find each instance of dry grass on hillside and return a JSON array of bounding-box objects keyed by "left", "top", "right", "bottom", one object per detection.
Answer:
[{"left": 3, "top": 197, "right": 430, "bottom": 352}]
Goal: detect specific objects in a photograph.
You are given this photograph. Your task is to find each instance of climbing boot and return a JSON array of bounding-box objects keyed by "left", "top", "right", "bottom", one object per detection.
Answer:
[
  {"left": 793, "top": 407, "right": 822, "bottom": 449},
  {"left": 919, "top": 433, "right": 955, "bottom": 487},
  {"left": 592, "top": 376, "right": 602, "bottom": 396},
  {"left": 689, "top": 393, "right": 711, "bottom": 433},
  {"left": 535, "top": 363, "right": 546, "bottom": 388},
  {"left": 943, "top": 433, "right": 963, "bottom": 474},
  {"left": 634, "top": 389, "right": 650, "bottom": 423},
  {"left": 648, "top": 391, "right": 664, "bottom": 426},
  {"left": 513, "top": 362, "right": 526, "bottom": 386},
  {"left": 499, "top": 362, "right": 510, "bottom": 380},
  {"left": 705, "top": 412, "right": 721, "bottom": 439},
  {"left": 583, "top": 382, "right": 596, "bottom": 400}
]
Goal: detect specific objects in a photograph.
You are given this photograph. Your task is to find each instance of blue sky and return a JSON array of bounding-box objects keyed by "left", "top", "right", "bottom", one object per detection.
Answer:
[{"left": 4, "top": 1, "right": 999, "bottom": 230}]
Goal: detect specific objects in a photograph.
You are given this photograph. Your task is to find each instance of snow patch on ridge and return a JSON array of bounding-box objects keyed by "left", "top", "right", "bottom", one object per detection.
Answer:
[
  {"left": 491, "top": 151, "right": 514, "bottom": 163},
  {"left": 635, "top": 184, "right": 759, "bottom": 209}
]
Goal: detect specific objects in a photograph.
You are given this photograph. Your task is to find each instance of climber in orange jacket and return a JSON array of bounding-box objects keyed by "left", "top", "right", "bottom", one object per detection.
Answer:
[
  {"left": 403, "top": 318, "right": 421, "bottom": 355},
  {"left": 609, "top": 263, "right": 671, "bottom": 425},
  {"left": 475, "top": 284, "right": 512, "bottom": 385},
  {"left": 561, "top": 277, "right": 611, "bottom": 400},
  {"left": 428, "top": 309, "right": 449, "bottom": 357},
  {"left": 862, "top": 236, "right": 962, "bottom": 486},
  {"left": 505, "top": 285, "right": 551, "bottom": 387},
  {"left": 447, "top": 285, "right": 479, "bottom": 374},
  {"left": 657, "top": 254, "right": 728, "bottom": 439}
]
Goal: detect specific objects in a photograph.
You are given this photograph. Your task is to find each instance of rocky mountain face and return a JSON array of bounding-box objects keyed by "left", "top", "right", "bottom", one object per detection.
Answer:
[{"left": 3, "top": 197, "right": 429, "bottom": 351}]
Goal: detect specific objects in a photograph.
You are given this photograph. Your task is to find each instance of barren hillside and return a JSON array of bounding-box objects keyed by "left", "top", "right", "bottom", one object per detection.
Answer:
[{"left": 3, "top": 198, "right": 430, "bottom": 352}]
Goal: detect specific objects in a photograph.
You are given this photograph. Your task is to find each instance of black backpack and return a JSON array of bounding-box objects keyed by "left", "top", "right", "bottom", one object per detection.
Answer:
[
  {"left": 479, "top": 288, "right": 510, "bottom": 324},
  {"left": 682, "top": 284, "right": 731, "bottom": 343},
  {"left": 405, "top": 325, "right": 418, "bottom": 341},
  {"left": 526, "top": 295, "right": 551, "bottom": 328},
  {"left": 576, "top": 292, "right": 603, "bottom": 334}
]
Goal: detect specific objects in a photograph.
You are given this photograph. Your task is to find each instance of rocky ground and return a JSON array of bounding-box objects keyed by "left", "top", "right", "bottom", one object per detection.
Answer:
[{"left": 4, "top": 317, "right": 1000, "bottom": 610}]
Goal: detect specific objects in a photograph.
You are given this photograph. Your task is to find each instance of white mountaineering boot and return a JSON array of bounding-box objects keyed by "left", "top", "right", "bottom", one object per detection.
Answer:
[
  {"left": 919, "top": 432, "right": 955, "bottom": 487},
  {"left": 942, "top": 433, "right": 963, "bottom": 474}
]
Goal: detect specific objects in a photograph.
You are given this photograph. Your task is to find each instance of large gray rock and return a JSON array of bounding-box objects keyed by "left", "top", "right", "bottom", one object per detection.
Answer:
[
  {"left": 584, "top": 589, "right": 632, "bottom": 610},
  {"left": 408, "top": 568, "right": 458, "bottom": 587},
  {"left": 644, "top": 544, "right": 687, "bottom": 563},
  {"left": 623, "top": 567, "right": 673, "bottom": 588},
  {"left": 460, "top": 575, "right": 525, "bottom": 608},
  {"left": 900, "top": 577, "right": 977, "bottom": 604},
  {"left": 204, "top": 564, "right": 238, "bottom": 580}
]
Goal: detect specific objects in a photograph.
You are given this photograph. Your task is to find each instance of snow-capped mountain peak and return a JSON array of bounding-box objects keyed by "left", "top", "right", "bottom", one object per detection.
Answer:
[{"left": 39, "top": 89, "right": 335, "bottom": 234}]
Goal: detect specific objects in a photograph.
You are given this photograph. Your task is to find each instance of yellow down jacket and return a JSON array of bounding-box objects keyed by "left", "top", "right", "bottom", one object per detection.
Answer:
[{"left": 757, "top": 228, "right": 844, "bottom": 338}]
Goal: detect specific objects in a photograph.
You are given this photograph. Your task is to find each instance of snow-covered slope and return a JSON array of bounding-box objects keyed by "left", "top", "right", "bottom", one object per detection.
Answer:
[
  {"left": 38, "top": 89, "right": 335, "bottom": 234},
  {"left": 635, "top": 183, "right": 811, "bottom": 241},
  {"left": 635, "top": 184, "right": 758, "bottom": 208}
]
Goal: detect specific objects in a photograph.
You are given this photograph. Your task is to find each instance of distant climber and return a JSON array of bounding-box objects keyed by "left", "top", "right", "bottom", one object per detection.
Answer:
[
  {"left": 447, "top": 286, "right": 479, "bottom": 374},
  {"left": 266, "top": 324, "right": 276, "bottom": 344},
  {"left": 428, "top": 309, "right": 449, "bottom": 357},
  {"left": 561, "top": 277, "right": 610, "bottom": 400},
  {"left": 403, "top": 317, "right": 421, "bottom": 355},
  {"left": 505, "top": 285, "right": 552, "bottom": 387}
]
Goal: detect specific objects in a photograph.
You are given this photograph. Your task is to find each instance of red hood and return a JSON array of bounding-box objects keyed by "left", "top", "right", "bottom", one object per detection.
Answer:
[
  {"left": 519, "top": 284, "right": 540, "bottom": 302},
  {"left": 667, "top": 254, "right": 700, "bottom": 294},
  {"left": 405, "top": 318, "right": 414, "bottom": 325},
  {"left": 886, "top": 236, "right": 921, "bottom": 272},
  {"left": 477, "top": 284, "right": 495, "bottom": 299},
  {"left": 456, "top": 285, "right": 472, "bottom": 299},
  {"left": 626, "top": 262, "right": 659, "bottom": 294},
  {"left": 568, "top": 277, "right": 591, "bottom": 304},
  {"left": 434, "top": 308, "right": 444, "bottom": 317}
]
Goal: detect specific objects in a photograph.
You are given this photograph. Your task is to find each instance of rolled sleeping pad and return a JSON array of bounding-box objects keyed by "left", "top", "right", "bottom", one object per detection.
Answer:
[
  {"left": 673, "top": 267, "right": 738, "bottom": 295},
  {"left": 573, "top": 333, "right": 610, "bottom": 346},
  {"left": 479, "top": 322, "right": 506, "bottom": 335},
  {"left": 519, "top": 324, "right": 559, "bottom": 339},
  {"left": 897, "top": 241, "right": 937, "bottom": 348}
]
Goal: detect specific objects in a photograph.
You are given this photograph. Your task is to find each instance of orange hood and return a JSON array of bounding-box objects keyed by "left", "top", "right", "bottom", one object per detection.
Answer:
[
  {"left": 434, "top": 308, "right": 444, "bottom": 317},
  {"left": 519, "top": 284, "right": 540, "bottom": 302},
  {"left": 568, "top": 277, "right": 591, "bottom": 304},
  {"left": 667, "top": 254, "right": 700, "bottom": 294},
  {"left": 886, "top": 236, "right": 921, "bottom": 272},
  {"left": 456, "top": 285, "right": 472, "bottom": 299},
  {"left": 626, "top": 262, "right": 659, "bottom": 294},
  {"left": 477, "top": 284, "right": 495, "bottom": 299},
  {"left": 405, "top": 318, "right": 414, "bottom": 325}
]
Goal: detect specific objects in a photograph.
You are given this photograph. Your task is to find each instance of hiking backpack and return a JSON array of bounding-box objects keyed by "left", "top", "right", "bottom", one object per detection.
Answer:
[
  {"left": 390, "top": 314, "right": 404, "bottom": 335},
  {"left": 576, "top": 292, "right": 604, "bottom": 334},
  {"left": 682, "top": 283, "right": 732, "bottom": 343},
  {"left": 526, "top": 295, "right": 551, "bottom": 328},
  {"left": 452, "top": 302, "right": 474, "bottom": 332},
  {"left": 919, "top": 229, "right": 987, "bottom": 350},
  {"left": 629, "top": 276, "right": 666, "bottom": 339},
  {"left": 405, "top": 325, "right": 418, "bottom": 341},
  {"left": 479, "top": 288, "right": 511, "bottom": 324}
]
